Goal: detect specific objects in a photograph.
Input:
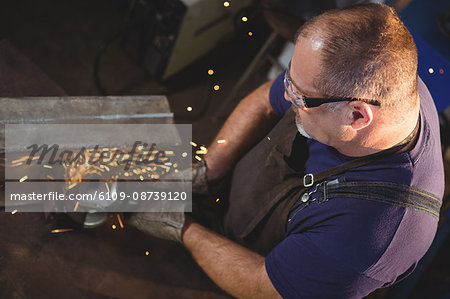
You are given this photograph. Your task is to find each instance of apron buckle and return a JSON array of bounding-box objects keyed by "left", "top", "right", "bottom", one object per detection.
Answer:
[{"left": 303, "top": 173, "right": 314, "bottom": 187}]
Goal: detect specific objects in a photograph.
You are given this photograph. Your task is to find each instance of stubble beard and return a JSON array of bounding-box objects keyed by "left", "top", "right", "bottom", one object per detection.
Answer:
[{"left": 295, "top": 112, "right": 312, "bottom": 139}]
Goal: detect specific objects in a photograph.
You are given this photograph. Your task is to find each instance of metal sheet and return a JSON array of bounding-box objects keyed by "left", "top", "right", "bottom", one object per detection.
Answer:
[{"left": 0, "top": 95, "right": 174, "bottom": 152}]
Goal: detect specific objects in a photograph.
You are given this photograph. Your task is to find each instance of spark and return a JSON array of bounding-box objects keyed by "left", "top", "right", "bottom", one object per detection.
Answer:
[
  {"left": 190, "top": 141, "right": 197, "bottom": 147},
  {"left": 200, "top": 146, "right": 207, "bottom": 151},
  {"left": 428, "top": 68, "right": 434, "bottom": 74},
  {"left": 43, "top": 165, "right": 52, "bottom": 169},
  {"left": 248, "top": 32, "right": 253, "bottom": 36},
  {"left": 217, "top": 139, "right": 226, "bottom": 144},
  {"left": 11, "top": 209, "right": 18, "bottom": 215},
  {"left": 187, "top": 106, "right": 193, "bottom": 112},
  {"left": 241, "top": 16, "right": 248, "bottom": 22},
  {"left": 57, "top": 144, "right": 173, "bottom": 197},
  {"left": 68, "top": 183, "right": 78, "bottom": 190},
  {"left": 208, "top": 69, "right": 214, "bottom": 75},
  {"left": 195, "top": 155, "right": 202, "bottom": 161},
  {"left": 216, "top": 198, "right": 220, "bottom": 202},
  {"left": 145, "top": 251, "right": 150, "bottom": 256},
  {"left": 19, "top": 176, "right": 28, "bottom": 183},
  {"left": 213, "top": 85, "right": 220, "bottom": 91},
  {"left": 182, "top": 152, "right": 188, "bottom": 157},
  {"left": 74, "top": 202, "right": 80, "bottom": 212},
  {"left": 47, "top": 175, "right": 55, "bottom": 180},
  {"left": 112, "top": 225, "right": 117, "bottom": 230},
  {"left": 267, "top": 136, "right": 271, "bottom": 141},
  {"left": 223, "top": 1, "right": 230, "bottom": 7},
  {"left": 51, "top": 228, "right": 73, "bottom": 234},
  {"left": 117, "top": 214, "right": 124, "bottom": 228}
]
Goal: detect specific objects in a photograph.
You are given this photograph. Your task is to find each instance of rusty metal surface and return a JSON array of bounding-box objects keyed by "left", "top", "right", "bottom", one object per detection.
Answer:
[
  {"left": 1, "top": 96, "right": 172, "bottom": 124},
  {"left": 0, "top": 95, "right": 174, "bottom": 152}
]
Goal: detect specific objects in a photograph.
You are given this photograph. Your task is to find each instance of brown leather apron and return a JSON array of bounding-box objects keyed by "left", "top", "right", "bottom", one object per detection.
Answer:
[
  {"left": 224, "top": 109, "right": 308, "bottom": 255},
  {"left": 222, "top": 108, "right": 429, "bottom": 256}
]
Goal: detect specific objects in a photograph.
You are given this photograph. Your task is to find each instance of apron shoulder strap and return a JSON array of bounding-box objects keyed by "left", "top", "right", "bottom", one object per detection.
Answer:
[
  {"left": 321, "top": 181, "right": 442, "bottom": 218},
  {"left": 288, "top": 180, "right": 442, "bottom": 226}
]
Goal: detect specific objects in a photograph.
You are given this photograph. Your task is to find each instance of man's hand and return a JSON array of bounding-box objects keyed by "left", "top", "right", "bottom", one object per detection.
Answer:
[
  {"left": 127, "top": 160, "right": 212, "bottom": 241},
  {"left": 128, "top": 211, "right": 184, "bottom": 242},
  {"left": 190, "top": 159, "right": 209, "bottom": 195}
]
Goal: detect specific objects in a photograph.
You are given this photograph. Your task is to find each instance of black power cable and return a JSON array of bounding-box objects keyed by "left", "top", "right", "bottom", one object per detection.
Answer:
[
  {"left": 93, "top": 0, "right": 138, "bottom": 96},
  {"left": 93, "top": 32, "right": 123, "bottom": 96}
]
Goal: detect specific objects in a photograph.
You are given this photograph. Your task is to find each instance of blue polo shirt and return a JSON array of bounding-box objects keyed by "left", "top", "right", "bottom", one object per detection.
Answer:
[{"left": 265, "top": 72, "right": 445, "bottom": 298}]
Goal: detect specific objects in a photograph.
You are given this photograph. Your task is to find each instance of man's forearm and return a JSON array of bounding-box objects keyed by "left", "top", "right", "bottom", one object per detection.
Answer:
[
  {"left": 182, "top": 219, "right": 281, "bottom": 299},
  {"left": 204, "top": 80, "right": 281, "bottom": 182}
]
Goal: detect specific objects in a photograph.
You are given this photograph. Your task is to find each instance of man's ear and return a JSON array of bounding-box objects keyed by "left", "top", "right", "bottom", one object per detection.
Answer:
[{"left": 348, "top": 101, "right": 374, "bottom": 130}]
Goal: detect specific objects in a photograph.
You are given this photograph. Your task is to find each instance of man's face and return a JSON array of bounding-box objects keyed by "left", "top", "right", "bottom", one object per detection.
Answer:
[{"left": 285, "top": 35, "right": 343, "bottom": 145}]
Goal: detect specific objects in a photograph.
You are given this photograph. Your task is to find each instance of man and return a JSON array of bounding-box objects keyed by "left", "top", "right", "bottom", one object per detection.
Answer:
[{"left": 131, "top": 3, "right": 445, "bottom": 298}]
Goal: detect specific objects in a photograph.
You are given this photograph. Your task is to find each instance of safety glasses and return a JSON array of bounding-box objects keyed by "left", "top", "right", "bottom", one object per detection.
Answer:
[{"left": 283, "top": 62, "right": 380, "bottom": 109}]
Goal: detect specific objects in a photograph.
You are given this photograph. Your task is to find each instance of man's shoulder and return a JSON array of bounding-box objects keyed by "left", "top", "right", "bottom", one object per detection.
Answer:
[
  {"left": 267, "top": 199, "right": 437, "bottom": 298},
  {"left": 288, "top": 196, "right": 437, "bottom": 275},
  {"left": 408, "top": 77, "right": 445, "bottom": 197}
]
